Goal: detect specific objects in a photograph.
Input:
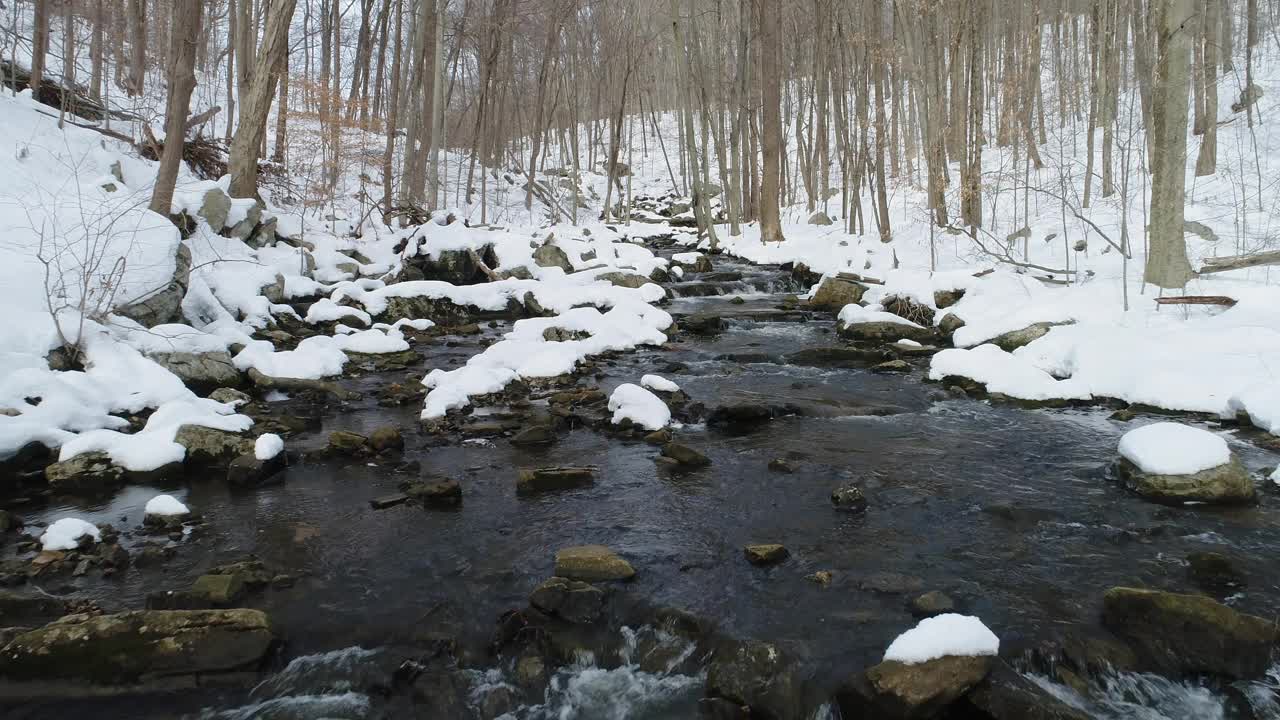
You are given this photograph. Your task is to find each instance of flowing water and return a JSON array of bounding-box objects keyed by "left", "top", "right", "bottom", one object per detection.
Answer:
[{"left": 8, "top": 253, "right": 1280, "bottom": 719}]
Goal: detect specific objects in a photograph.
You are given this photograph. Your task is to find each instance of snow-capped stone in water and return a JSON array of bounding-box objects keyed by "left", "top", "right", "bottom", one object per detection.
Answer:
[
  {"left": 1272, "top": 465, "right": 1280, "bottom": 486},
  {"left": 640, "top": 374, "right": 679, "bottom": 393},
  {"left": 1115, "top": 422, "right": 1254, "bottom": 503},
  {"left": 40, "top": 518, "right": 101, "bottom": 551},
  {"left": 883, "top": 614, "right": 999, "bottom": 664},
  {"left": 144, "top": 494, "right": 189, "bottom": 518},
  {"left": 255, "top": 434, "right": 284, "bottom": 461},
  {"left": 608, "top": 383, "right": 671, "bottom": 431},
  {"left": 1118, "top": 422, "right": 1230, "bottom": 476}
]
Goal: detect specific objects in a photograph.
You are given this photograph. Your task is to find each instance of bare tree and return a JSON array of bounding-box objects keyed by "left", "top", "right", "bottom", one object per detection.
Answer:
[
  {"left": 149, "top": 0, "right": 205, "bottom": 215},
  {"left": 229, "top": 0, "right": 297, "bottom": 199}
]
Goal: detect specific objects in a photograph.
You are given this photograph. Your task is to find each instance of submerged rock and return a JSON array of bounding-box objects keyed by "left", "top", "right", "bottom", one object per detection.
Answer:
[
  {"left": 553, "top": 545, "right": 635, "bottom": 581},
  {"left": 660, "top": 442, "right": 711, "bottom": 467},
  {"left": 368, "top": 426, "right": 404, "bottom": 452},
  {"left": 706, "top": 639, "right": 803, "bottom": 720},
  {"left": 1101, "top": 586, "right": 1279, "bottom": 679},
  {"left": 831, "top": 484, "right": 867, "bottom": 512},
  {"left": 0, "top": 609, "right": 274, "bottom": 688},
  {"left": 1186, "top": 551, "right": 1246, "bottom": 594},
  {"left": 327, "top": 430, "right": 371, "bottom": 456},
  {"left": 744, "top": 544, "right": 789, "bottom": 566},
  {"left": 961, "top": 661, "right": 1090, "bottom": 720},
  {"left": 517, "top": 466, "right": 595, "bottom": 494},
  {"left": 402, "top": 478, "right": 462, "bottom": 507},
  {"left": 910, "top": 591, "right": 956, "bottom": 618}
]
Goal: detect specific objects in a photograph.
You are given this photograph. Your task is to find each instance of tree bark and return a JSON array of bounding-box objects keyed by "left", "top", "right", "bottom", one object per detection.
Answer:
[
  {"left": 149, "top": 0, "right": 204, "bottom": 215},
  {"left": 1145, "top": 0, "right": 1195, "bottom": 289},
  {"left": 755, "top": 0, "right": 784, "bottom": 243},
  {"left": 229, "top": 0, "right": 297, "bottom": 199}
]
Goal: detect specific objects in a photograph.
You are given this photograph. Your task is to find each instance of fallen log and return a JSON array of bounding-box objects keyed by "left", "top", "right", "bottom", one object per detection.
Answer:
[
  {"left": 1154, "top": 295, "right": 1237, "bottom": 307},
  {"left": 1198, "top": 250, "right": 1280, "bottom": 274}
]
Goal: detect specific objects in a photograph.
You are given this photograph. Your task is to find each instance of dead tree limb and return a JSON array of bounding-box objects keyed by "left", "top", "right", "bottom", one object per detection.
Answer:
[
  {"left": 1154, "top": 295, "right": 1237, "bottom": 307},
  {"left": 1198, "top": 250, "right": 1280, "bottom": 274}
]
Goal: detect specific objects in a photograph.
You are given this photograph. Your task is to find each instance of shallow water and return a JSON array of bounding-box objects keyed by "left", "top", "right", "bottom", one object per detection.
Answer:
[{"left": 8, "top": 255, "right": 1280, "bottom": 719}]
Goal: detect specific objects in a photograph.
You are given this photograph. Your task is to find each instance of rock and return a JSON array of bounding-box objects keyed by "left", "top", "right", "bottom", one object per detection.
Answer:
[
  {"left": 403, "top": 478, "right": 462, "bottom": 507},
  {"left": 1101, "top": 586, "right": 1280, "bottom": 679},
  {"left": 961, "top": 661, "right": 1091, "bottom": 720},
  {"left": 209, "top": 387, "right": 252, "bottom": 406},
  {"left": 910, "top": 591, "right": 956, "bottom": 618},
  {"left": 644, "top": 429, "right": 672, "bottom": 445},
  {"left": 553, "top": 545, "right": 635, "bottom": 581},
  {"left": 842, "top": 655, "right": 993, "bottom": 720},
  {"left": 680, "top": 315, "right": 725, "bottom": 336},
  {"left": 938, "top": 313, "right": 966, "bottom": 339},
  {"left": 988, "top": 322, "right": 1067, "bottom": 352},
  {"left": 517, "top": 467, "right": 595, "bottom": 494},
  {"left": 596, "top": 271, "right": 652, "bottom": 289},
  {"left": 0, "top": 609, "right": 274, "bottom": 686},
  {"left": 207, "top": 560, "right": 273, "bottom": 587},
  {"left": 370, "top": 493, "right": 411, "bottom": 510},
  {"left": 1184, "top": 220, "right": 1219, "bottom": 244},
  {"left": 226, "top": 200, "right": 264, "bottom": 241},
  {"left": 327, "top": 430, "right": 371, "bottom": 456},
  {"left": 806, "top": 570, "right": 834, "bottom": 586},
  {"left": 838, "top": 320, "right": 935, "bottom": 344},
  {"left": 226, "top": 450, "right": 287, "bottom": 487},
  {"left": 368, "top": 426, "right": 404, "bottom": 452},
  {"left": 533, "top": 244, "right": 573, "bottom": 273},
  {"left": 807, "top": 210, "right": 834, "bottom": 226},
  {"left": 398, "top": 244, "right": 499, "bottom": 285},
  {"left": 175, "top": 425, "right": 254, "bottom": 466},
  {"left": 115, "top": 244, "right": 192, "bottom": 328},
  {"left": 1187, "top": 551, "right": 1246, "bottom": 594},
  {"left": 706, "top": 639, "right": 803, "bottom": 720},
  {"left": 0, "top": 510, "right": 20, "bottom": 533},
  {"left": 0, "top": 590, "right": 68, "bottom": 625},
  {"left": 831, "top": 484, "right": 867, "bottom": 512},
  {"left": 151, "top": 351, "right": 242, "bottom": 392},
  {"left": 785, "top": 346, "right": 887, "bottom": 367},
  {"left": 661, "top": 443, "right": 711, "bottom": 467},
  {"left": 873, "top": 360, "right": 911, "bottom": 373},
  {"left": 511, "top": 425, "right": 557, "bottom": 446},
  {"left": 1115, "top": 456, "right": 1254, "bottom": 504},
  {"left": 191, "top": 573, "right": 246, "bottom": 605},
  {"left": 933, "top": 289, "right": 966, "bottom": 309},
  {"left": 528, "top": 577, "right": 605, "bottom": 624},
  {"left": 768, "top": 458, "right": 794, "bottom": 473},
  {"left": 809, "top": 276, "right": 868, "bottom": 312},
  {"left": 861, "top": 573, "right": 925, "bottom": 594},
  {"left": 515, "top": 655, "right": 547, "bottom": 689},
  {"left": 706, "top": 403, "right": 779, "bottom": 431},
  {"left": 44, "top": 452, "right": 125, "bottom": 492},
  {"left": 197, "top": 187, "right": 232, "bottom": 230},
  {"left": 743, "top": 544, "right": 789, "bottom": 566}
]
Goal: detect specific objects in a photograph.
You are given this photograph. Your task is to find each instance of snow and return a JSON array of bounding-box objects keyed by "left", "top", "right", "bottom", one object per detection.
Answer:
[
  {"left": 144, "top": 494, "right": 189, "bottom": 517},
  {"left": 1117, "top": 422, "right": 1232, "bottom": 476},
  {"left": 640, "top": 374, "right": 680, "bottom": 393},
  {"left": 58, "top": 397, "right": 252, "bottom": 471},
  {"left": 1227, "top": 384, "right": 1280, "bottom": 434},
  {"left": 672, "top": 252, "right": 703, "bottom": 265},
  {"left": 896, "top": 339, "right": 923, "bottom": 348},
  {"left": 40, "top": 518, "right": 101, "bottom": 551},
  {"left": 608, "top": 383, "right": 671, "bottom": 431},
  {"left": 331, "top": 328, "right": 410, "bottom": 354},
  {"left": 306, "top": 298, "right": 372, "bottom": 326},
  {"left": 837, "top": 304, "right": 923, "bottom": 328},
  {"left": 233, "top": 336, "right": 349, "bottom": 379},
  {"left": 255, "top": 433, "right": 284, "bottom": 461},
  {"left": 883, "top": 614, "right": 1000, "bottom": 665},
  {"left": 928, "top": 345, "right": 1091, "bottom": 401},
  {"left": 1272, "top": 465, "right": 1280, "bottom": 486}
]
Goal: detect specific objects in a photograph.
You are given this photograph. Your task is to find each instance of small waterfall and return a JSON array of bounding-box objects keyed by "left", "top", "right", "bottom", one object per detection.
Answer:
[
  {"left": 1028, "top": 665, "right": 1280, "bottom": 720},
  {"left": 201, "top": 646, "right": 381, "bottom": 720}
]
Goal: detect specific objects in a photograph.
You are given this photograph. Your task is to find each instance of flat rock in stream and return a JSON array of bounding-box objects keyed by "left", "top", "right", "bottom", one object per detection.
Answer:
[
  {"left": 44, "top": 452, "right": 126, "bottom": 492},
  {"left": 0, "top": 609, "right": 275, "bottom": 689},
  {"left": 226, "top": 450, "right": 286, "bottom": 487},
  {"left": 175, "top": 426, "right": 254, "bottom": 466},
  {"left": 402, "top": 478, "right": 462, "bottom": 507},
  {"left": 660, "top": 442, "right": 711, "bottom": 467},
  {"left": 553, "top": 545, "right": 635, "bottom": 581},
  {"left": 744, "top": 544, "right": 789, "bottom": 566},
  {"left": 785, "top": 347, "right": 889, "bottom": 367},
  {"left": 838, "top": 320, "right": 936, "bottom": 345},
  {"left": 528, "top": 577, "right": 605, "bottom": 624},
  {"left": 840, "top": 654, "right": 993, "bottom": 720},
  {"left": 1101, "top": 586, "right": 1279, "bottom": 679},
  {"left": 517, "top": 466, "right": 595, "bottom": 494}
]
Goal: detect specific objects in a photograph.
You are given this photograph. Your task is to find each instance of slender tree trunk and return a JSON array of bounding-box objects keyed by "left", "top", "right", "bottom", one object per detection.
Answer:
[
  {"left": 150, "top": 0, "right": 204, "bottom": 215},
  {"left": 1146, "top": 0, "right": 1195, "bottom": 288},
  {"left": 30, "top": 0, "right": 50, "bottom": 95},
  {"left": 755, "top": 0, "right": 784, "bottom": 243},
  {"left": 229, "top": 0, "right": 298, "bottom": 199}
]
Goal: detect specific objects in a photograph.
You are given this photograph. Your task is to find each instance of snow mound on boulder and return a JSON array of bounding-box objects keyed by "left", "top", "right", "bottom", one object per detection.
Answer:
[
  {"left": 255, "top": 433, "right": 284, "bottom": 460},
  {"left": 883, "top": 614, "right": 999, "bottom": 665},
  {"left": 144, "top": 494, "right": 189, "bottom": 517},
  {"left": 608, "top": 383, "right": 671, "bottom": 431},
  {"left": 1118, "top": 422, "right": 1231, "bottom": 476},
  {"left": 41, "top": 518, "right": 101, "bottom": 551},
  {"left": 641, "top": 374, "right": 680, "bottom": 393},
  {"left": 838, "top": 304, "right": 922, "bottom": 328}
]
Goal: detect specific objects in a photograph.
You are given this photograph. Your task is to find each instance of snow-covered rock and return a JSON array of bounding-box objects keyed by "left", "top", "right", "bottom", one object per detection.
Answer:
[
  {"left": 255, "top": 433, "right": 284, "bottom": 461},
  {"left": 40, "top": 518, "right": 101, "bottom": 551},
  {"left": 144, "top": 494, "right": 189, "bottom": 517},
  {"left": 883, "top": 614, "right": 999, "bottom": 664},
  {"left": 608, "top": 383, "right": 671, "bottom": 431},
  {"left": 1115, "top": 422, "right": 1253, "bottom": 503},
  {"left": 640, "top": 374, "right": 680, "bottom": 393}
]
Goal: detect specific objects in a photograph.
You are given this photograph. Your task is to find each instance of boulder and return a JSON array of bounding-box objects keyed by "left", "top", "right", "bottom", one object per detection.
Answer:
[
  {"left": 1101, "top": 586, "right": 1280, "bottom": 679},
  {"left": 190, "top": 573, "right": 246, "bottom": 605},
  {"left": 988, "top": 322, "right": 1067, "bottom": 352},
  {"left": 226, "top": 200, "right": 264, "bottom": 241},
  {"left": 517, "top": 466, "right": 595, "bottom": 494},
  {"left": 1187, "top": 551, "right": 1246, "bottom": 594},
  {"left": 226, "top": 450, "right": 287, "bottom": 487},
  {"left": 114, "top": 244, "right": 191, "bottom": 328},
  {"left": 910, "top": 591, "right": 956, "bottom": 618},
  {"left": 197, "top": 187, "right": 232, "bottom": 231},
  {"left": 706, "top": 639, "right": 803, "bottom": 720},
  {"left": 553, "top": 545, "right": 635, "bottom": 581},
  {"left": 680, "top": 315, "right": 725, "bottom": 336},
  {"left": 175, "top": 425, "right": 254, "bottom": 466},
  {"left": 938, "top": 313, "right": 966, "bottom": 340},
  {"left": 706, "top": 403, "right": 779, "bottom": 431},
  {"left": 743, "top": 544, "right": 789, "bottom": 566},
  {"left": 0, "top": 609, "right": 274, "bottom": 686},
  {"left": 831, "top": 484, "right": 867, "bottom": 512},
  {"left": 809, "top": 276, "right": 868, "bottom": 312},
  {"left": 209, "top": 387, "right": 252, "bottom": 406},
  {"left": 1115, "top": 457, "right": 1254, "bottom": 504},
  {"left": 511, "top": 425, "right": 557, "bottom": 446},
  {"left": 403, "top": 478, "right": 462, "bottom": 507},
  {"left": 399, "top": 244, "right": 499, "bottom": 285},
  {"left": 841, "top": 655, "right": 993, "bottom": 720},
  {"left": 961, "top": 661, "right": 1091, "bottom": 720},
  {"left": 661, "top": 443, "right": 711, "bottom": 467},
  {"left": 151, "top": 351, "right": 242, "bottom": 392},
  {"left": 838, "top": 320, "right": 935, "bottom": 344},
  {"left": 44, "top": 452, "right": 125, "bottom": 492},
  {"left": 532, "top": 244, "right": 573, "bottom": 273},
  {"left": 596, "top": 271, "right": 652, "bottom": 289},
  {"left": 327, "top": 430, "right": 371, "bottom": 456},
  {"left": 933, "top": 289, "right": 966, "bottom": 310},
  {"left": 0, "top": 590, "right": 68, "bottom": 625},
  {"left": 807, "top": 210, "right": 834, "bottom": 226},
  {"left": 529, "top": 577, "right": 605, "bottom": 624},
  {"left": 368, "top": 426, "right": 404, "bottom": 452}
]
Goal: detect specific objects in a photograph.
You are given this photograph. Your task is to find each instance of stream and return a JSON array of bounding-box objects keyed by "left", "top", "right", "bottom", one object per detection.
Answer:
[{"left": 8, "top": 248, "right": 1280, "bottom": 719}]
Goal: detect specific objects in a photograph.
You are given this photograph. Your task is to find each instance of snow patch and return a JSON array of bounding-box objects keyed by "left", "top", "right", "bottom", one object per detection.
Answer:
[
  {"left": 1117, "top": 422, "right": 1231, "bottom": 476},
  {"left": 144, "top": 494, "right": 189, "bottom": 517},
  {"left": 608, "top": 384, "right": 671, "bottom": 431},
  {"left": 640, "top": 374, "right": 680, "bottom": 393},
  {"left": 255, "top": 433, "right": 284, "bottom": 460},
  {"left": 40, "top": 518, "right": 101, "bottom": 551},
  {"left": 883, "top": 614, "right": 999, "bottom": 665}
]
